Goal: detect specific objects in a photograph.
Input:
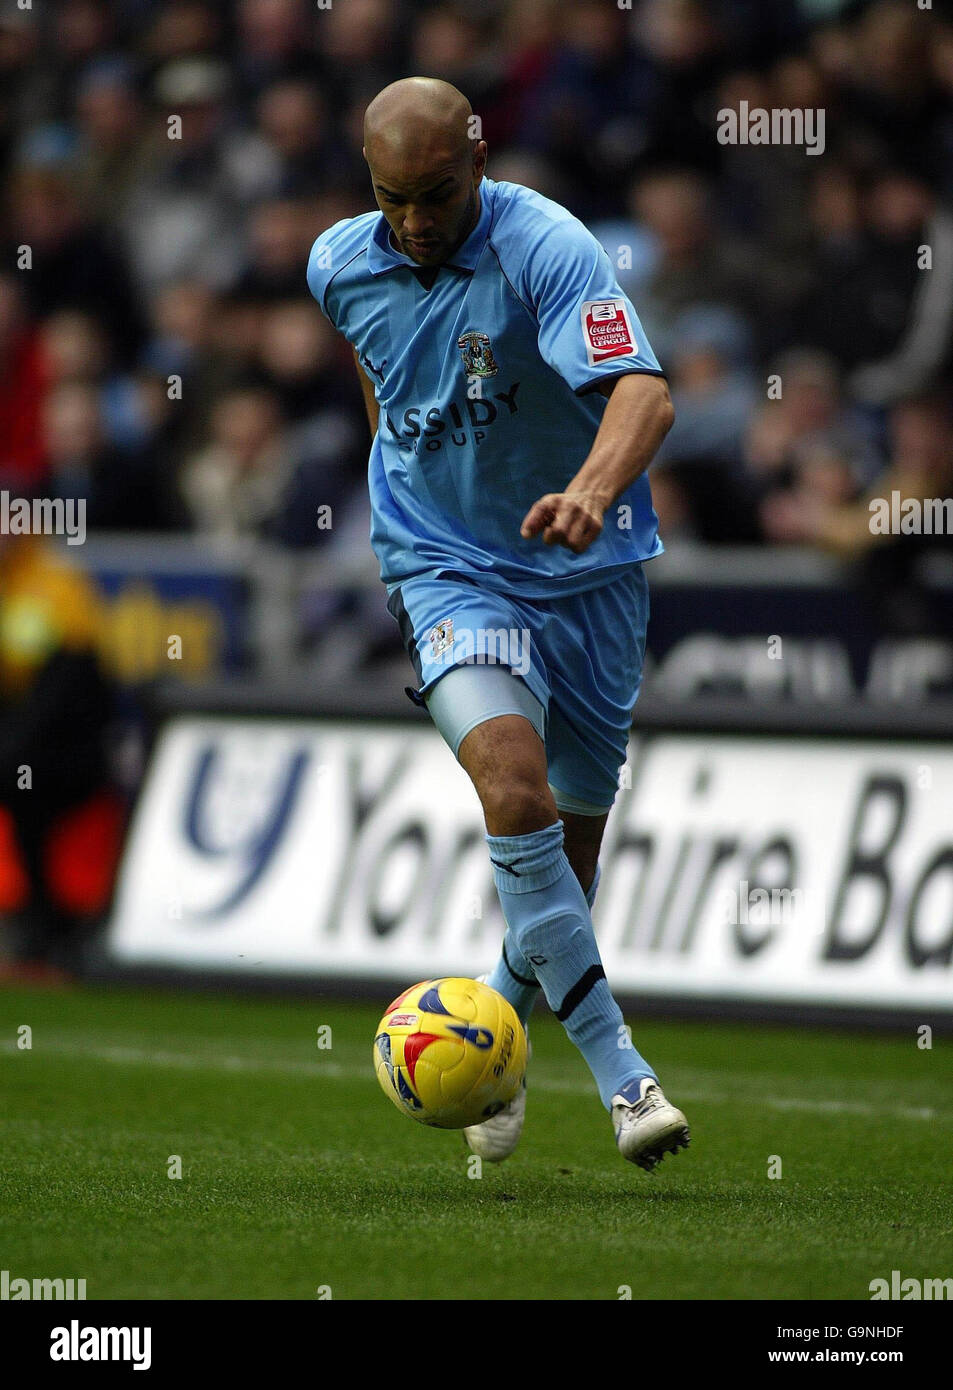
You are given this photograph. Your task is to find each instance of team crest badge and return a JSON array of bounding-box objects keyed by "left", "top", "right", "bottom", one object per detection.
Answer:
[
  {"left": 457, "top": 331, "right": 499, "bottom": 378},
  {"left": 429, "top": 618, "right": 454, "bottom": 658}
]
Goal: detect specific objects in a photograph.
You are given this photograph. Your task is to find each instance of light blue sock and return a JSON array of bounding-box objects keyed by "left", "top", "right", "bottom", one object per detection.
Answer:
[
  {"left": 487, "top": 861, "right": 601, "bottom": 1026},
  {"left": 486, "top": 821, "right": 656, "bottom": 1109},
  {"left": 486, "top": 930, "right": 540, "bottom": 1027}
]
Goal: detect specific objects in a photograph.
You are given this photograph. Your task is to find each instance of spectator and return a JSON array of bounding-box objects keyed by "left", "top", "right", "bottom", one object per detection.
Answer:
[
  {"left": 39, "top": 309, "right": 146, "bottom": 450},
  {"left": 72, "top": 56, "right": 151, "bottom": 225},
  {"left": 409, "top": 5, "right": 500, "bottom": 114},
  {"left": 141, "top": 278, "right": 243, "bottom": 467},
  {"left": 231, "top": 196, "right": 312, "bottom": 303},
  {"left": 246, "top": 78, "right": 351, "bottom": 197},
  {"left": 120, "top": 57, "right": 246, "bottom": 292},
  {"left": 140, "top": 1, "right": 224, "bottom": 67},
  {"left": 714, "top": 62, "right": 826, "bottom": 263},
  {"left": 636, "top": 0, "right": 727, "bottom": 171},
  {"left": 794, "top": 169, "right": 953, "bottom": 398},
  {"left": 234, "top": 0, "right": 319, "bottom": 101},
  {"left": 498, "top": 0, "right": 658, "bottom": 217},
  {"left": 760, "top": 394, "right": 953, "bottom": 635},
  {"left": 746, "top": 349, "right": 879, "bottom": 500},
  {"left": 42, "top": 0, "right": 119, "bottom": 117},
  {"left": 849, "top": 173, "right": 953, "bottom": 405},
  {"left": 316, "top": 0, "right": 402, "bottom": 111},
  {"left": 0, "top": 5, "right": 47, "bottom": 147},
  {"left": 492, "top": 148, "right": 573, "bottom": 206},
  {"left": 179, "top": 384, "right": 296, "bottom": 540},
  {"left": 43, "top": 379, "right": 175, "bottom": 530},
  {"left": 0, "top": 273, "right": 47, "bottom": 490},
  {"left": 256, "top": 300, "right": 366, "bottom": 546},
  {"left": 0, "top": 529, "right": 113, "bottom": 967},
  {"left": 3, "top": 150, "right": 144, "bottom": 361},
  {"left": 837, "top": 0, "right": 946, "bottom": 182},
  {"left": 652, "top": 305, "right": 762, "bottom": 541},
  {"left": 627, "top": 167, "right": 765, "bottom": 363}
]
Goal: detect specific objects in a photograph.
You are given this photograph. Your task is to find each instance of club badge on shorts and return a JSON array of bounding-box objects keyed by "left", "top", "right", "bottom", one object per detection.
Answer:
[
  {"left": 457, "top": 331, "right": 499, "bottom": 378},
  {"left": 580, "top": 299, "right": 636, "bottom": 366},
  {"left": 429, "top": 618, "right": 454, "bottom": 658}
]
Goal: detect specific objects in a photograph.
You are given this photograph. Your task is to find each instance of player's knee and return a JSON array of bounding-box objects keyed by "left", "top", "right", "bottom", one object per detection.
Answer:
[{"left": 480, "top": 771, "right": 556, "bottom": 837}]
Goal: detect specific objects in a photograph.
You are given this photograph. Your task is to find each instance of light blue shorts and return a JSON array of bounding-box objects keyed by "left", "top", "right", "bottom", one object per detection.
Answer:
[{"left": 385, "top": 565, "right": 649, "bottom": 812}]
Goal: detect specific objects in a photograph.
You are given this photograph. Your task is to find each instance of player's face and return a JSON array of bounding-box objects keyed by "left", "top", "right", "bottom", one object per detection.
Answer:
[{"left": 366, "top": 141, "right": 487, "bottom": 266}]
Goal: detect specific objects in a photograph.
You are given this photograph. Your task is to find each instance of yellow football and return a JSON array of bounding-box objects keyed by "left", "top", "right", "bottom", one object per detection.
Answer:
[{"left": 373, "top": 977, "right": 527, "bottom": 1129}]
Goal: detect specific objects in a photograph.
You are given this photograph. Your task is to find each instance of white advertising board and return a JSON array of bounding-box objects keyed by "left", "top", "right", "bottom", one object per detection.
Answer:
[{"left": 107, "top": 717, "right": 953, "bottom": 1010}]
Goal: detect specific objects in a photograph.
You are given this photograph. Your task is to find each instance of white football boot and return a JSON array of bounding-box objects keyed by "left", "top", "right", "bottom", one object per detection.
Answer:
[
  {"left": 463, "top": 1036, "right": 530, "bottom": 1163},
  {"left": 611, "top": 1077, "right": 690, "bottom": 1172}
]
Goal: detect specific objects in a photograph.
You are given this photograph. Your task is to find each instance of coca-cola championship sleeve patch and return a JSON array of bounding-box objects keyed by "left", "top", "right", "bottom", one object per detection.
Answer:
[
  {"left": 518, "top": 206, "right": 663, "bottom": 393},
  {"left": 580, "top": 298, "right": 637, "bottom": 366}
]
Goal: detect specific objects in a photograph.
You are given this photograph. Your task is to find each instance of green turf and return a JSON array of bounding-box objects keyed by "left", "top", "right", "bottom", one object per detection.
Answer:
[{"left": 1, "top": 983, "right": 950, "bottom": 1300}]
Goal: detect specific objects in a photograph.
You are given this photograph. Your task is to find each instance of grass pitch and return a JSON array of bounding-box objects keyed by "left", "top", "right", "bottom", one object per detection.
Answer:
[{"left": 1, "top": 983, "right": 950, "bottom": 1300}]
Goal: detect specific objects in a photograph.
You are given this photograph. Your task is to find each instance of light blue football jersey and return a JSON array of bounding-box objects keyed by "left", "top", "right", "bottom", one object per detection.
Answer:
[{"left": 307, "top": 176, "right": 665, "bottom": 598}]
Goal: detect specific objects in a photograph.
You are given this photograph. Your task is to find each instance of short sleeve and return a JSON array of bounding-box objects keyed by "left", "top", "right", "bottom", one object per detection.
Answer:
[
  {"left": 522, "top": 216, "right": 663, "bottom": 395},
  {"left": 306, "top": 223, "right": 346, "bottom": 329}
]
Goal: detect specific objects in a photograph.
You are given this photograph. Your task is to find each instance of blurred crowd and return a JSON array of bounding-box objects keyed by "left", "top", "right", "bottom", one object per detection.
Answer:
[{"left": 0, "top": 0, "right": 952, "bottom": 560}]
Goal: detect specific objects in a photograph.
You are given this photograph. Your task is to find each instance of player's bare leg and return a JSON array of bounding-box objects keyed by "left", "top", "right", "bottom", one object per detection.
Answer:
[
  {"left": 560, "top": 809, "right": 609, "bottom": 902},
  {"left": 456, "top": 713, "right": 689, "bottom": 1169},
  {"left": 454, "top": 719, "right": 608, "bottom": 897},
  {"left": 455, "top": 713, "right": 548, "bottom": 1160},
  {"left": 457, "top": 713, "right": 556, "bottom": 838}
]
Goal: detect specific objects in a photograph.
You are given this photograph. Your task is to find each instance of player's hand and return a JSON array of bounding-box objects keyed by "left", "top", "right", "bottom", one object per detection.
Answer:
[{"left": 520, "top": 490, "right": 606, "bottom": 554}]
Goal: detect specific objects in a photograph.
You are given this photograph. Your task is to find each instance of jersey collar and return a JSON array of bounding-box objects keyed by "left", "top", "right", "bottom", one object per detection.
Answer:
[{"left": 366, "top": 178, "right": 493, "bottom": 277}]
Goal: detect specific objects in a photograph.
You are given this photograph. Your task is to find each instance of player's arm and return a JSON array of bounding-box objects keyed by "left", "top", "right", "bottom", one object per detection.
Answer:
[
  {"left": 515, "top": 211, "right": 673, "bottom": 554},
  {"left": 521, "top": 373, "right": 674, "bottom": 553},
  {"left": 351, "top": 345, "right": 379, "bottom": 437}
]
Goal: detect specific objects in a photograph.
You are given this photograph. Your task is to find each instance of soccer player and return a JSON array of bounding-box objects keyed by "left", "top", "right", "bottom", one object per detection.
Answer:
[{"left": 308, "top": 77, "right": 690, "bottom": 1171}]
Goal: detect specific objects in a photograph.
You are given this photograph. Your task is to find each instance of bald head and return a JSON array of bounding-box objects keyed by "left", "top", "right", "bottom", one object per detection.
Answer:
[
  {"left": 364, "top": 77, "right": 473, "bottom": 164},
  {"left": 363, "top": 77, "right": 487, "bottom": 268}
]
